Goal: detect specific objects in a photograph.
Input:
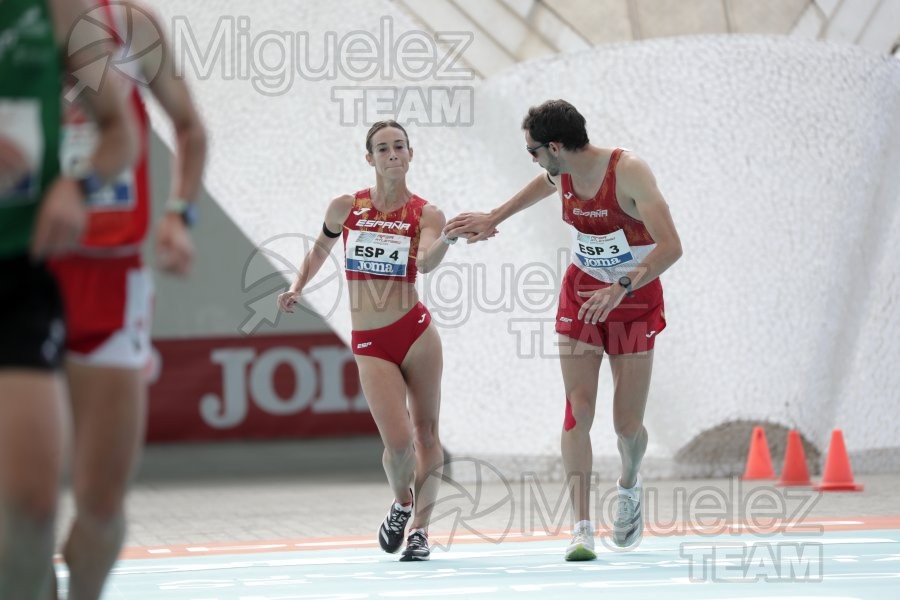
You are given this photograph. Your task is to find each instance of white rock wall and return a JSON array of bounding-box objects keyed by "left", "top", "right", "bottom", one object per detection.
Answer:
[
  {"left": 144, "top": 0, "right": 900, "bottom": 476},
  {"left": 832, "top": 95, "right": 900, "bottom": 472}
]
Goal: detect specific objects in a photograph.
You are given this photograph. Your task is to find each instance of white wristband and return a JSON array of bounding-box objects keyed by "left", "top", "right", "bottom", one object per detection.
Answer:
[{"left": 440, "top": 230, "right": 458, "bottom": 245}]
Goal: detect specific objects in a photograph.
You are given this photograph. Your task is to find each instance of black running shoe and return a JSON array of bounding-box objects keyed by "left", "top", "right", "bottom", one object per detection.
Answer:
[
  {"left": 399, "top": 529, "right": 430, "bottom": 561},
  {"left": 378, "top": 491, "right": 413, "bottom": 553}
]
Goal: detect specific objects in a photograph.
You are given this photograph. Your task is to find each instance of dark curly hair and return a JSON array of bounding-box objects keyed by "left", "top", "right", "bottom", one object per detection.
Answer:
[{"left": 521, "top": 100, "right": 589, "bottom": 151}]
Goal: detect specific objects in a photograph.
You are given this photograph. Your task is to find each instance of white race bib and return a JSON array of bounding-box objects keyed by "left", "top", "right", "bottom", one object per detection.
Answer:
[
  {"left": 345, "top": 230, "right": 411, "bottom": 277},
  {"left": 60, "top": 121, "right": 135, "bottom": 210},
  {"left": 574, "top": 229, "right": 634, "bottom": 269},
  {"left": 0, "top": 99, "right": 43, "bottom": 204}
]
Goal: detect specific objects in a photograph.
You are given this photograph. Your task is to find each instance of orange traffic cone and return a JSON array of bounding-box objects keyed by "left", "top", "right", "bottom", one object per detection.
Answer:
[
  {"left": 777, "top": 430, "right": 812, "bottom": 486},
  {"left": 742, "top": 426, "right": 776, "bottom": 480},
  {"left": 814, "top": 429, "right": 863, "bottom": 491}
]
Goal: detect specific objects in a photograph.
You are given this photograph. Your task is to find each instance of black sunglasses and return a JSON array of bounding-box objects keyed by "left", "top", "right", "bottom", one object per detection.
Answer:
[{"left": 526, "top": 141, "right": 550, "bottom": 156}]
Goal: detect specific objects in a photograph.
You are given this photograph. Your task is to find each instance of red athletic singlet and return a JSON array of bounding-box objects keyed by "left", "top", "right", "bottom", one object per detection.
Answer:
[
  {"left": 341, "top": 188, "right": 427, "bottom": 284},
  {"left": 560, "top": 148, "right": 656, "bottom": 283},
  {"left": 60, "top": 0, "right": 150, "bottom": 252}
]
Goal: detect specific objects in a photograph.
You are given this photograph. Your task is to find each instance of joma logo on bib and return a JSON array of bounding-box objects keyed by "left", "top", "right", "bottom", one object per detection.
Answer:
[
  {"left": 580, "top": 256, "right": 626, "bottom": 268},
  {"left": 357, "top": 261, "right": 395, "bottom": 273}
]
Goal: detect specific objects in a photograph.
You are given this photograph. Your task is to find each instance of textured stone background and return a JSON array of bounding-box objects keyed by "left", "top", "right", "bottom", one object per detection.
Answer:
[{"left": 145, "top": 1, "right": 900, "bottom": 476}]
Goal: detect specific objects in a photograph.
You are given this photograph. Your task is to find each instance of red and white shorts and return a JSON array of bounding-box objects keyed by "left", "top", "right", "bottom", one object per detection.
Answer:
[
  {"left": 49, "top": 253, "right": 154, "bottom": 369},
  {"left": 555, "top": 263, "right": 666, "bottom": 355},
  {"left": 351, "top": 302, "right": 432, "bottom": 365}
]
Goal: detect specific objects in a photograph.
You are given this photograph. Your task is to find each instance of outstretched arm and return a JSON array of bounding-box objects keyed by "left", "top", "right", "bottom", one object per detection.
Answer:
[
  {"left": 416, "top": 205, "right": 452, "bottom": 274},
  {"left": 278, "top": 195, "right": 352, "bottom": 313},
  {"left": 444, "top": 172, "right": 557, "bottom": 243}
]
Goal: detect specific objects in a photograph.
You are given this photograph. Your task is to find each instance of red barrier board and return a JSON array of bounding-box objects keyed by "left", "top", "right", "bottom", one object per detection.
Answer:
[{"left": 146, "top": 333, "right": 375, "bottom": 442}]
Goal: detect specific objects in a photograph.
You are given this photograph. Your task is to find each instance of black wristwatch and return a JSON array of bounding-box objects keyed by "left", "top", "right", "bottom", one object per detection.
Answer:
[
  {"left": 618, "top": 276, "right": 634, "bottom": 297},
  {"left": 165, "top": 197, "right": 198, "bottom": 228}
]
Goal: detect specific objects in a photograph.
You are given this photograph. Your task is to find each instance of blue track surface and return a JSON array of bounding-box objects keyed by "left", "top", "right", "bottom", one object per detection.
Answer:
[{"left": 58, "top": 528, "right": 900, "bottom": 599}]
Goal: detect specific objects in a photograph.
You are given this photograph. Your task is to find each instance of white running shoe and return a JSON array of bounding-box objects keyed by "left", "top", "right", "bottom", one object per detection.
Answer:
[
  {"left": 613, "top": 475, "right": 643, "bottom": 549},
  {"left": 565, "top": 521, "right": 597, "bottom": 561}
]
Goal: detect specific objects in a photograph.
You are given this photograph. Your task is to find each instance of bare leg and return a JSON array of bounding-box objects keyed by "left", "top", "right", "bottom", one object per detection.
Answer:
[
  {"left": 557, "top": 335, "right": 604, "bottom": 523},
  {"left": 400, "top": 324, "right": 444, "bottom": 530},
  {"left": 608, "top": 350, "right": 654, "bottom": 489},
  {"left": 0, "top": 371, "right": 67, "bottom": 599},
  {"left": 356, "top": 356, "right": 414, "bottom": 505},
  {"left": 61, "top": 361, "right": 145, "bottom": 600}
]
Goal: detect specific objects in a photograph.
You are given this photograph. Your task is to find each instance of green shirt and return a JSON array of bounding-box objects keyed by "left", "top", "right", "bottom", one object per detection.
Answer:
[{"left": 0, "top": 0, "right": 62, "bottom": 257}]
